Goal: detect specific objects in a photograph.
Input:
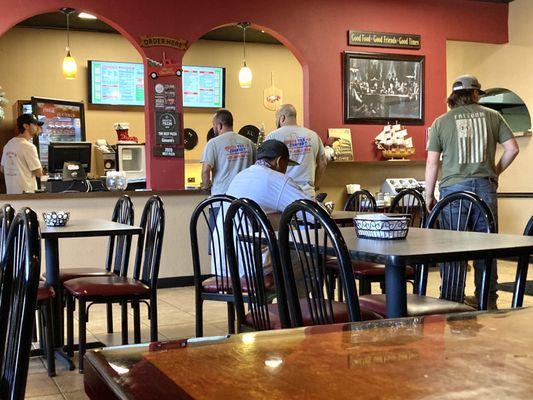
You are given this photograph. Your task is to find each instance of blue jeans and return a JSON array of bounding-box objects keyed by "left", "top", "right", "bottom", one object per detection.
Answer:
[{"left": 439, "top": 178, "right": 498, "bottom": 301}]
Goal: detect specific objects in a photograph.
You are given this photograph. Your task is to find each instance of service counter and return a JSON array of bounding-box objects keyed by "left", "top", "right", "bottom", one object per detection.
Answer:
[{"left": 0, "top": 189, "right": 212, "bottom": 286}]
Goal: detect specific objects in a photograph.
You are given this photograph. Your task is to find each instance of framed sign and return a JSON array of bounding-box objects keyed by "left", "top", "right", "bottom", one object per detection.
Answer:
[{"left": 343, "top": 52, "right": 424, "bottom": 125}]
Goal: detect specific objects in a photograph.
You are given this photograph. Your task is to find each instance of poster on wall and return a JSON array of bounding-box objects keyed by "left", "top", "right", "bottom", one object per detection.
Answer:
[
  {"left": 327, "top": 128, "right": 354, "bottom": 161},
  {"left": 343, "top": 52, "right": 424, "bottom": 125},
  {"left": 154, "top": 83, "right": 177, "bottom": 111},
  {"left": 155, "top": 110, "right": 180, "bottom": 146}
]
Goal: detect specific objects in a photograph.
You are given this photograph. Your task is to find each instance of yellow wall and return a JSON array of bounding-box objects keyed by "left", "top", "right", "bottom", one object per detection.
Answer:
[
  {"left": 446, "top": 0, "right": 533, "bottom": 233},
  {"left": 182, "top": 39, "right": 303, "bottom": 187},
  {"left": 0, "top": 27, "right": 145, "bottom": 153}
]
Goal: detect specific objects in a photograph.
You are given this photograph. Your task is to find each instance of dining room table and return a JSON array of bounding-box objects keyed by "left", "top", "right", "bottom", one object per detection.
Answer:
[
  {"left": 41, "top": 218, "right": 142, "bottom": 368},
  {"left": 84, "top": 306, "right": 533, "bottom": 399}
]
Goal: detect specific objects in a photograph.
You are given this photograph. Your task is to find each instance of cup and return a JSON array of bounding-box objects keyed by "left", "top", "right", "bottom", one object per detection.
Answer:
[
  {"left": 106, "top": 171, "right": 128, "bottom": 191},
  {"left": 376, "top": 192, "right": 385, "bottom": 207},
  {"left": 346, "top": 184, "right": 361, "bottom": 194}
]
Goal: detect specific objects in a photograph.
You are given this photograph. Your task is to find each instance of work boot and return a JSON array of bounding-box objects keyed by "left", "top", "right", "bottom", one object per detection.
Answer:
[{"left": 464, "top": 295, "right": 498, "bottom": 310}]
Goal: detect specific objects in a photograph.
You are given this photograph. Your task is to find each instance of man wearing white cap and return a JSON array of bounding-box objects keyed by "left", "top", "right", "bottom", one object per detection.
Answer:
[{"left": 425, "top": 74, "right": 519, "bottom": 309}]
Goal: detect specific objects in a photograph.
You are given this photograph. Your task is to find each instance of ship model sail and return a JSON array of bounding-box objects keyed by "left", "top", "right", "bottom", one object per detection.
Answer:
[{"left": 375, "top": 124, "right": 415, "bottom": 160}]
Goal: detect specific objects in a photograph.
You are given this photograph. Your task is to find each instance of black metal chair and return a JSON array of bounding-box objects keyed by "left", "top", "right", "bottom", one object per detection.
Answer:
[
  {"left": 190, "top": 195, "right": 242, "bottom": 337},
  {"left": 58, "top": 195, "right": 134, "bottom": 334},
  {"left": 224, "top": 198, "right": 290, "bottom": 332},
  {"left": 512, "top": 216, "right": 533, "bottom": 308},
  {"left": 389, "top": 188, "right": 427, "bottom": 228},
  {"left": 64, "top": 196, "right": 164, "bottom": 372},
  {"left": 278, "top": 199, "right": 381, "bottom": 327},
  {"left": 0, "top": 208, "right": 41, "bottom": 400},
  {"left": 359, "top": 191, "right": 495, "bottom": 317},
  {"left": 343, "top": 189, "right": 377, "bottom": 212}
]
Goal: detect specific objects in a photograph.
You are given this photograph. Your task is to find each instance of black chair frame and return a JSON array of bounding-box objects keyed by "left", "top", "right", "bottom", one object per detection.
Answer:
[
  {"left": 512, "top": 216, "right": 533, "bottom": 308},
  {"left": 344, "top": 189, "right": 377, "bottom": 212}
]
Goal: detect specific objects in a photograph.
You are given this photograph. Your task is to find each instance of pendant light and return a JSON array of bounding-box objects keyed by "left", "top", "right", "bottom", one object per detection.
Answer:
[
  {"left": 238, "top": 22, "right": 252, "bottom": 88},
  {"left": 61, "top": 8, "right": 77, "bottom": 79}
]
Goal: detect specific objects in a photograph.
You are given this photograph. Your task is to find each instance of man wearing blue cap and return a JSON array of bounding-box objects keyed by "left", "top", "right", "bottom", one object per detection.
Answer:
[
  {"left": 1, "top": 114, "right": 44, "bottom": 194},
  {"left": 425, "top": 75, "right": 519, "bottom": 309}
]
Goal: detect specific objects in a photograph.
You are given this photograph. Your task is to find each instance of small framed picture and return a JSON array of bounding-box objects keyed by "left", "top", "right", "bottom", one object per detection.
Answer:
[{"left": 343, "top": 52, "right": 425, "bottom": 125}]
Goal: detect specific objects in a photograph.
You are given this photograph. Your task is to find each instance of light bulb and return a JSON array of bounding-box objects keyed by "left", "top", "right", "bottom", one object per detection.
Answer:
[
  {"left": 62, "top": 51, "right": 77, "bottom": 79},
  {"left": 239, "top": 64, "right": 253, "bottom": 88}
]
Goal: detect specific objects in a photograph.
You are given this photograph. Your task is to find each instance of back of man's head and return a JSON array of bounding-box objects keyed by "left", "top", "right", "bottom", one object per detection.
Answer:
[
  {"left": 276, "top": 104, "right": 297, "bottom": 126},
  {"left": 214, "top": 109, "right": 233, "bottom": 129}
]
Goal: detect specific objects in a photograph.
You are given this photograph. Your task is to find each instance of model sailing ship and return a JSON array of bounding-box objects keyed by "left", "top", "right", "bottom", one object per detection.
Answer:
[{"left": 375, "top": 124, "right": 415, "bottom": 160}]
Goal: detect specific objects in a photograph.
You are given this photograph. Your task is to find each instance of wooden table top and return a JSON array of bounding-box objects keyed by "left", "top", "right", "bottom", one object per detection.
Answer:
[
  {"left": 85, "top": 307, "right": 533, "bottom": 399},
  {"left": 40, "top": 219, "right": 142, "bottom": 239}
]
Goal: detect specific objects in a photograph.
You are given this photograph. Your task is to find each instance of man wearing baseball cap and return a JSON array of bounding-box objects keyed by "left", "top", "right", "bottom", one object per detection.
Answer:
[
  {"left": 425, "top": 75, "right": 519, "bottom": 309},
  {"left": 1, "top": 114, "right": 44, "bottom": 194}
]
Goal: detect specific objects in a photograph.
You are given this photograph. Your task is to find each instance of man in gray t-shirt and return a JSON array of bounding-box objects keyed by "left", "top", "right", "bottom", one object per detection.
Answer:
[
  {"left": 266, "top": 104, "right": 327, "bottom": 198},
  {"left": 201, "top": 109, "right": 255, "bottom": 195}
]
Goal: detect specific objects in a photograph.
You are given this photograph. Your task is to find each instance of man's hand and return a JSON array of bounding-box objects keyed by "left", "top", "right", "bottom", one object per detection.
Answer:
[{"left": 426, "top": 194, "right": 436, "bottom": 212}]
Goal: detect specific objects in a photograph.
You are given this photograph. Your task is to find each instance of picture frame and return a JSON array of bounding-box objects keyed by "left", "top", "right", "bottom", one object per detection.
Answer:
[{"left": 343, "top": 52, "right": 425, "bottom": 125}]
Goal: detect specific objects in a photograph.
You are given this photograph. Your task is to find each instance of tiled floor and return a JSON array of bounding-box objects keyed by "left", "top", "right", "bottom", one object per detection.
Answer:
[{"left": 25, "top": 260, "right": 533, "bottom": 399}]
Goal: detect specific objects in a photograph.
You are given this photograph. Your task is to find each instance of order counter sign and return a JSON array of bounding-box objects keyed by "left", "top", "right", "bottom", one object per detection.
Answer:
[{"left": 155, "top": 111, "right": 180, "bottom": 146}]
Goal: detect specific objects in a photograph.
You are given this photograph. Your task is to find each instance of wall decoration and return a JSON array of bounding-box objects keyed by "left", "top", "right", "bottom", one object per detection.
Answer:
[
  {"left": 0, "top": 86, "right": 8, "bottom": 122},
  {"left": 263, "top": 72, "right": 283, "bottom": 111},
  {"left": 343, "top": 52, "right": 424, "bottom": 125},
  {"left": 238, "top": 125, "right": 260, "bottom": 143},
  {"left": 327, "top": 128, "right": 353, "bottom": 161},
  {"left": 348, "top": 30, "right": 421, "bottom": 50},
  {"left": 140, "top": 36, "right": 188, "bottom": 50},
  {"left": 183, "top": 128, "right": 198, "bottom": 150}
]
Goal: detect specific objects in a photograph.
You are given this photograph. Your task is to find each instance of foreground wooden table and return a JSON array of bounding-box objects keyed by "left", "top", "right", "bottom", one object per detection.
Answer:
[{"left": 85, "top": 307, "right": 533, "bottom": 399}]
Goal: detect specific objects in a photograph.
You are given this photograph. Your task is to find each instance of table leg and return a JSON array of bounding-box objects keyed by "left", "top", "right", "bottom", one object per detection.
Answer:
[
  {"left": 512, "top": 254, "right": 529, "bottom": 309},
  {"left": 385, "top": 262, "right": 407, "bottom": 318},
  {"left": 44, "top": 238, "right": 75, "bottom": 370}
]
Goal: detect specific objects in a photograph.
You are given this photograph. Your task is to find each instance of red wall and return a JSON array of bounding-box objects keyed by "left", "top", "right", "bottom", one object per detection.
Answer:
[{"left": 0, "top": 0, "right": 509, "bottom": 190}]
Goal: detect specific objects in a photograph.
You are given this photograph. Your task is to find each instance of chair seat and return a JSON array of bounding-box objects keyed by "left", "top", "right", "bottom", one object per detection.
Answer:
[
  {"left": 63, "top": 276, "right": 150, "bottom": 298},
  {"left": 58, "top": 267, "right": 114, "bottom": 283},
  {"left": 325, "top": 256, "right": 415, "bottom": 277},
  {"left": 245, "top": 299, "right": 383, "bottom": 329},
  {"left": 358, "top": 294, "right": 475, "bottom": 317},
  {"left": 37, "top": 281, "right": 55, "bottom": 302},
  {"left": 202, "top": 274, "right": 275, "bottom": 294}
]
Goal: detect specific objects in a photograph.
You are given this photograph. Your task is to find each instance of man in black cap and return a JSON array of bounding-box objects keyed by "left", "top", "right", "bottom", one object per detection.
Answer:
[
  {"left": 226, "top": 139, "right": 311, "bottom": 213},
  {"left": 425, "top": 74, "right": 519, "bottom": 309},
  {"left": 1, "top": 114, "right": 44, "bottom": 194}
]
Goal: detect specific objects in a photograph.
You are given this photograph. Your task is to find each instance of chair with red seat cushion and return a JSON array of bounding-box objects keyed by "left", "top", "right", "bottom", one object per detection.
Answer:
[
  {"left": 0, "top": 208, "right": 41, "bottom": 399},
  {"left": 64, "top": 196, "right": 164, "bottom": 373},
  {"left": 278, "top": 199, "right": 381, "bottom": 327},
  {"left": 58, "top": 195, "right": 134, "bottom": 334},
  {"left": 190, "top": 195, "right": 241, "bottom": 337},
  {"left": 359, "top": 191, "right": 496, "bottom": 318},
  {"left": 36, "top": 281, "right": 56, "bottom": 376},
  {"left": 224, "top": 198, "right": 290, "bottom": 332}
]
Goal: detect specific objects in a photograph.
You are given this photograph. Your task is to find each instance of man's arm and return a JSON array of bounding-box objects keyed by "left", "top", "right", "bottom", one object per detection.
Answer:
[
  {"left": 0, "top": 165, "right": 3, "bottom": 174},
  {"left": 314, "top": 153, "right": 327, "bottom": 190},
  {"left": 32, "top": 168, "right": 44, "bottom": 178},
  {"left": 201, "top": 163, "right": 213, "bottom": 190},
  {"left": 424, "top": 151, "right": 441, "bottom": 211},
  {"left": 496, "top": 138, "right": 519, "bottom": 176}
]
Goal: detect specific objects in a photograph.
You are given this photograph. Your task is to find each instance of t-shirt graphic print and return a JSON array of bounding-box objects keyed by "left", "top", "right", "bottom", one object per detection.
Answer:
[
  {"left": 225, "top": 143, "right": 250, "bottom": 161},
  {"left": 455, "top": 112, "right": 488, "bottom": 164}
]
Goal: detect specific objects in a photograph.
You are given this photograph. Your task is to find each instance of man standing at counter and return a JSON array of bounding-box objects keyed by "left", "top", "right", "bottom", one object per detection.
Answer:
[
  {"left": 201, "top": 109, "right": 255, "bottom": 194},
  {"left": 1, "top": 114, "right": 44, "bottom": 194},
  {"left": 265, "top": 104, "right": 327, "bottom": 198},
  {"left": 425, "top": 74, "right": 519, "bottom": 309}
]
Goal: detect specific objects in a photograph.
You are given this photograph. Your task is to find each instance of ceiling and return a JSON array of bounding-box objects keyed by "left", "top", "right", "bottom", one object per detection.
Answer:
[{"left": 16, "top": 0, "right": 513, "bottom": 44}]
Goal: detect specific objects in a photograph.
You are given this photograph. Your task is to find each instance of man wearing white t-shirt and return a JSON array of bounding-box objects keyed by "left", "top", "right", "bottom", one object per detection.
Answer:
[
  {"left": 266, "top": 104, "right": 327, "bottom": 198},
  {"left": 1, "top": 114, "right": 44, "bottom": 194}
]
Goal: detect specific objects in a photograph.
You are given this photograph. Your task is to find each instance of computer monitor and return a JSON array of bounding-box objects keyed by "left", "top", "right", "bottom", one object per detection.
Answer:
[{"left": 47, "top": 142, "right": 92, "bottom": 174}]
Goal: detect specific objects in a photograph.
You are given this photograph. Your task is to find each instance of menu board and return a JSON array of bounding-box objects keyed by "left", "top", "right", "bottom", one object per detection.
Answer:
[
  {"left": 182, "top": 66, "right": 225, "bottom": 108},
  {"left": 89, "top": 61, "right": 145, "bottom": 106}
]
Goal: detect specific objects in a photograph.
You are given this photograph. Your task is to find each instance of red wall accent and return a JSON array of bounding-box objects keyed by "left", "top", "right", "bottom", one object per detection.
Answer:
[{"left": 0, "top": 0, "right": 509, "bottom": 190}]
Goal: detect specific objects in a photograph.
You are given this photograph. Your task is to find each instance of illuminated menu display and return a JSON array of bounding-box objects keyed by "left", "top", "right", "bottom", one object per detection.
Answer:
[
  {"left": 90, "top": 61, "right": 145, "bottom": 106},
  {"left": 182, "top": 66, "right": 225, "bottom": 108}
]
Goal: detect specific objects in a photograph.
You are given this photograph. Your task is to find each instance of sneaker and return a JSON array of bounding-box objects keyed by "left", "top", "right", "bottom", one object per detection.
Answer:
[{"left": 464, "top": 295, "right": 498, "bottom": 310}]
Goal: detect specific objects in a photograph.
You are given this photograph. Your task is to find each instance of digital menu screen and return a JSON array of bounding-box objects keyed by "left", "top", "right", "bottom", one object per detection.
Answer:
[
  {"left": 89, "top": 61, "right": 145, "bottom": 106},
  {"left": 88, "top": 61, "right": 225, "bottom": 108}
]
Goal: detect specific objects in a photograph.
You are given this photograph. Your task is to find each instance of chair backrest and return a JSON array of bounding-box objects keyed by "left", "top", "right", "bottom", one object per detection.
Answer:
[
  {"left": 425, "top": 191, "right": 496, "bottom": 303},
  {"left": 0, "top": 204, "right": 15, "bottom": 258},
  {"left": 189, "top": 195, "right": 235, "bottom": 294},
  {"left": 344, "top": 189, "right": 377, "bottom": 212},
  {"left": 106, "top": 195, "right": 134, "bottom": 276},
  {"left": 224, "top": 198, "right": 290, "bottom": 331},
  {"left": 512, "top": 216, "right": 533, "bottom": 308},
  {"left": 389, "top": 188, "right": 427, "bottom": 227},
  {"left": 132, "top": 196, "right": 165, "bottom": 289},
  {"left": 523, "top": 216, "right": 533, "bottom": 236},
  {"left": 0, "top": 208, "right": 41, "bottom": 400},
  {"left": 279, "top": 199, "right": 361, "bottom": 327}
]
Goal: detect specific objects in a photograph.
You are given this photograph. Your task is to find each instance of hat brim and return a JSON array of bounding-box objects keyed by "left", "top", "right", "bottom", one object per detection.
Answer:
[{"left": 288, "top": 159, "right": 299, "bottom": 166}]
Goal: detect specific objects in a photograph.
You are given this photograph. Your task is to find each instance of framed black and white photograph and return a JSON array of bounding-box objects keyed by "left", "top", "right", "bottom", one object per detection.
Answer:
[{"left": 343, "top": 52, "right": 424, "bottom": 125}]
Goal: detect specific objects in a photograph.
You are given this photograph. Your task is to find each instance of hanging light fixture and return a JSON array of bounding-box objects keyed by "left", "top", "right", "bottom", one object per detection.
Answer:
[
  {"left": 61, "top": 8, "right": 77, "bottom": 79},
  {"left": 238, "top": 22, "right": 252, "bottom": 88}
]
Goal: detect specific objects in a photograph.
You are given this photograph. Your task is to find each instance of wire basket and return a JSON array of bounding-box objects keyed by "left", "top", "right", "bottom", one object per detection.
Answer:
[{"left": 353, "top": 214, "right": 411, "bottom": 240}]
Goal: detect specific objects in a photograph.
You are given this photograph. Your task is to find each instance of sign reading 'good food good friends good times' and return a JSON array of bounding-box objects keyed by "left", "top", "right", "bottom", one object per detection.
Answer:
[{"left": 348, "top": 31, "right": 421, "bottom": 50}]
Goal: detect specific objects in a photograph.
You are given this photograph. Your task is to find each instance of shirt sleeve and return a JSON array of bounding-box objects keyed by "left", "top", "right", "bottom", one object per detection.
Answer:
[
  {"left": 24, "top": 143, "right": 42, "bottom": 172},
  {"left": 276, "top": 177, "right": 312, "bottom": 211},
  {"left": 201, "top": 140, "right": 215, "bottom": 166},
  {"left": 426, "top": 120, "right": 442, "bottom": 152},
  {"left": 497, "top": 115, "right": 514, "bottom": 144}
]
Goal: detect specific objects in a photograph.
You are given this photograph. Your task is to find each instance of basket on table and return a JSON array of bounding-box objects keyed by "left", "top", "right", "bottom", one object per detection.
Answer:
[{"left": 353, "top": 213, "right": 411, "bottom": 240}]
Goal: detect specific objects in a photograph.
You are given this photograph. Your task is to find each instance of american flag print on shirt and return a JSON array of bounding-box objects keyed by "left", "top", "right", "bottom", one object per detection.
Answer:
[{"left": 455, "top": 112, "right": 488, "bottom": 164}]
